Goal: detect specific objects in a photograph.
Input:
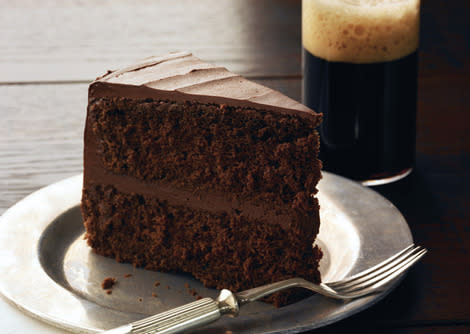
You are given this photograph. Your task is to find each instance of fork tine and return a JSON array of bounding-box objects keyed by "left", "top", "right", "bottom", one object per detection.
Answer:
[
  {"left": 332, "top": 245, "right": 424, "bottom": 292},
  {"left": 333, "top": 247, "right": 427, "bottom": 297},
  {"left": 328, "top": 244, "right": 418, "bottom": 289}
]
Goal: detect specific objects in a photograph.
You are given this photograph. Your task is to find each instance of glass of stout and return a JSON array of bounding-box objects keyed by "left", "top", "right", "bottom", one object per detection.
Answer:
[{"left": 302, "top": 0, "right": 420, "bottom": 186}]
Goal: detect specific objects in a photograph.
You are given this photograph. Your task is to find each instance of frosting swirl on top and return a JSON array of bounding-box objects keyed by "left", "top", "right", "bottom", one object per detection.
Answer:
[{"left": 91, "top": 52, "right": 320, "bottom": 122}]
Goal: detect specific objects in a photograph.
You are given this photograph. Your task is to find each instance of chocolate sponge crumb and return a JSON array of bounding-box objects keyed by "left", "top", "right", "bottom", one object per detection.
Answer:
[
  {"left": 101, "top": 277, "right": 117, "bottom": 290},
  {"left": 187, "top": 288, "right": 198, "bottom": 297}
]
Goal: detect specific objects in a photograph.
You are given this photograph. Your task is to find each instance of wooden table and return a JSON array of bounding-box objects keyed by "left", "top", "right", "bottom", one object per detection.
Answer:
[{"left": 1, "top": 0, "right": 469, "bottom": 333}]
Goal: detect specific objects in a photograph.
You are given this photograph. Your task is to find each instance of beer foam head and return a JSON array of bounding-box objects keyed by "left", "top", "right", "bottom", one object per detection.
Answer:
[{"left": 302, "top": 0, "right": 420, "bottom": 63}]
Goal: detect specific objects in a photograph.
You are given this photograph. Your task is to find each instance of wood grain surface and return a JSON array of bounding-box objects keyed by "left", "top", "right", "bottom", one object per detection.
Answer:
[{"left": 1, "top": 0, "right": 469, "bottom": 333}]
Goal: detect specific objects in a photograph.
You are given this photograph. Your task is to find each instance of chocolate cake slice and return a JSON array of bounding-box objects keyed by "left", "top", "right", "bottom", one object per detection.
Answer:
[{"left": 81, "top": 52, "right": 323, "bottom": 306}]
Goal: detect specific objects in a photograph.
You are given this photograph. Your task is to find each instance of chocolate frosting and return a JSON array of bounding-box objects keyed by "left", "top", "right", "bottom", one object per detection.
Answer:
[{"left": 89, "top": 52, "right": 320, "bottom": 124}]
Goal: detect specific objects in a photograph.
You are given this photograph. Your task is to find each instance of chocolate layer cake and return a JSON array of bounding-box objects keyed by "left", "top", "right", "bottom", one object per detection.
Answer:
[{"left": 81, "top": 52, "right": 323, "bottom": 306}]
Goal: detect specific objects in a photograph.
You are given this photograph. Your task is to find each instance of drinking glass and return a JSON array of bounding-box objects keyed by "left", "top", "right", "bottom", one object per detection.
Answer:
[{"left": 302, "top": 0, "right": 420, "bottom": 186}]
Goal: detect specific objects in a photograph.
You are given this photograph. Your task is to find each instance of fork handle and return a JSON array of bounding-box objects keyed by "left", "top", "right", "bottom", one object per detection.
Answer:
[{"left": 102, "top": 289, "right": 239, "bottom": 334}]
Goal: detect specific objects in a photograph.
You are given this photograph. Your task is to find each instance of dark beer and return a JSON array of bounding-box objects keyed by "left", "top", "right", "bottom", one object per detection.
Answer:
[
  {"left": 303, "top": 49, "right": 418, "bottom": 181},
  {"left": 302, "top": 0, "right": 420, "bottom": 184}
]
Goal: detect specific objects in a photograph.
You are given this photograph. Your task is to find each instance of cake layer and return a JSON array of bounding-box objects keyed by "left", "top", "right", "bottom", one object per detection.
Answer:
[
  {"left": 86, "top": 97, "right": 321, "bottom": 206},
  {"left": 82, "top": 183, "right": 322, "bottom": 306}
]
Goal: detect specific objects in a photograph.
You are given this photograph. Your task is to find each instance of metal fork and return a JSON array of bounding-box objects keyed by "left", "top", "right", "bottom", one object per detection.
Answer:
[{"left": 103, "top": 244, "right": 427, "bottom": 334}]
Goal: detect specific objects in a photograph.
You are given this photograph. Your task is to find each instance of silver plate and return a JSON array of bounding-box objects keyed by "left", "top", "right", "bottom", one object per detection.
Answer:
[{"left": 0, "top": 172, "right": 412, "bottom": 333}]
